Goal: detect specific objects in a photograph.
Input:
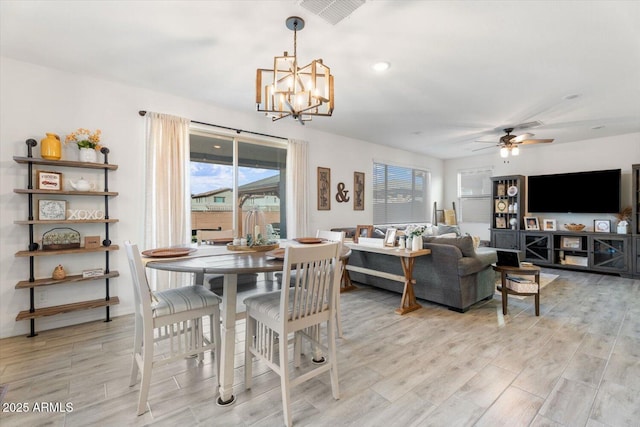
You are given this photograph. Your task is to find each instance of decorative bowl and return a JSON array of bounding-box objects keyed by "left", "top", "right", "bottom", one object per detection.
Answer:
[{"left": 564, "top": 223, "right": 585, "bottom": 231}]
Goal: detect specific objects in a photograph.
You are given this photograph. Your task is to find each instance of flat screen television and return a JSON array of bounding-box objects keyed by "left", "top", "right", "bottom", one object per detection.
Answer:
[{"left": 527, "top": 169, "right": 621, "bottom": 213}]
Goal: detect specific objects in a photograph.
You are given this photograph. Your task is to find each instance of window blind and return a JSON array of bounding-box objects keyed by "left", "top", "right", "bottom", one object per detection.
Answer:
[
  {"left": 373, "top": 162, "right": 429, "bottom": 224},
  {"left": 457, "top": 167, "right": 492, "bottom": 223}
]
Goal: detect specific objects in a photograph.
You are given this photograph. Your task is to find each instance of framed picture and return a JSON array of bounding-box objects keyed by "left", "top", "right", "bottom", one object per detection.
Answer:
[
  {"left": 524, "top": 216, "right": 539, "bottom": 230},
  {"left": 354, "top": 225, "right": 374, "bottom": 243},
  {"left": 353, "top": 171, "right": 365, "bottom": 211},
  {"left": 384, "top": 228, "right": 397, "bottom": 247},
  {"left": 36, "top": 170, "right": 63, "bottom": 191},
  {"left": 561, "top": 236, "right": 582, "bottom": 250},
  {"left": 38, "top": 199, "right": 67, "bottom": 220},
  {"left": 317, "top": 167, "right": 331, "bottom": 211},
  {"left": 495, "top": 199, "right": 509, "bottom": 214},
  {"left": 497, "top": 183, "right": 506, "bottom": 196},
  {"left": 495, "top": 217, "right": 506, "bottom": 229},
  {"left": 543, "top": 219, "right": 557, "bottom": 231},
  {"left": 594, "top": 219, "right": 610, "bottom": 233}
]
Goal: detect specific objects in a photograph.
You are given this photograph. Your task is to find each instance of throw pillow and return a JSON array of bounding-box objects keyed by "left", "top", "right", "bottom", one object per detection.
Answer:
[
  {"left": 424, "top": 235, "right": 475, "bottom": 257},
  {"left": 436, "top": 224, "right": 461, "bottom": 236},
  {"left": 465, "top": 233, "right": 481, "bottom": 249},
  {"left": 436, "top": 233, "right": 458, "bottom": 238}
]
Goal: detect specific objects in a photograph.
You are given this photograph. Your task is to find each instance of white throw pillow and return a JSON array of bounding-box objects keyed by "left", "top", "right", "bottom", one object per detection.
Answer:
[{"left": 436, "top": 233, "right": 458, "bottom": 239}]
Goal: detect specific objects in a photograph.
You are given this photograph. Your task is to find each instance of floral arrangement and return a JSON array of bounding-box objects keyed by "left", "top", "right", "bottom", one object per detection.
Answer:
[
  {"left": 65, "top": 128, "right": 102, "bottom": 150},
  {"left": 405, "top": 224, "right": 427, "bottom": 238},
  {"left": 615, "top": 206, "right": 632, "bottom": 222}
]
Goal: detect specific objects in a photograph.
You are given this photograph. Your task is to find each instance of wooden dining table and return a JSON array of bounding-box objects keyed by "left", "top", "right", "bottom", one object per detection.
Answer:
[{"left": 144, "top": 241, "right": 350, "bottom": 406}]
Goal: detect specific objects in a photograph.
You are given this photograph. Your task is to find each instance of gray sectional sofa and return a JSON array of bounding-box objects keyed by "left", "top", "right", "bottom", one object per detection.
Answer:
[{"left": 335, "top": 227, "right": 497, "bottom": 312}]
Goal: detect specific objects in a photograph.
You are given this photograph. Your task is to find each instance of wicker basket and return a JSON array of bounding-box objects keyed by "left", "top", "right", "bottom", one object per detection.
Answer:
[
  {"left": 42, "top": 227, "right": 81, "bottom": 250},
  {"left": 564, "top": 223, "right": 585, "bottom": 231}
]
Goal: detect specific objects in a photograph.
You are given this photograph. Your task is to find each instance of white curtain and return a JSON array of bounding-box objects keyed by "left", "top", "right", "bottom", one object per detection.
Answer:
[
  {"left": 144, "top": 112, "right": 191, "bottom": 289},
  {"left": 286, "top": 139, "right": 309, "bottom": 238}
]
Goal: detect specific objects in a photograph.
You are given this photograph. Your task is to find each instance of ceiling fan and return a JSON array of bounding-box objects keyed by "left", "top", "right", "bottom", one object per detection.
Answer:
[{"left": 474, "top": 127, "right": 554, "bottom": 157}]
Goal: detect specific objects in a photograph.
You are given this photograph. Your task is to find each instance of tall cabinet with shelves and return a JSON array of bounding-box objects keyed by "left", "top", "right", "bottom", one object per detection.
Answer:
[
  {"left": 13, "top": 139, "right": 119, "bottom": 337},
  {"left": 490, "top": 175, "right": 525, "bottom": 250}
]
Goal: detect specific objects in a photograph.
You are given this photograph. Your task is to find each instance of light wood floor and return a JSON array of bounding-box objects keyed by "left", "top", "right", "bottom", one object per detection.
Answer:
[{"left": 1, "top": 268, "right": 639, "bottom": 427}]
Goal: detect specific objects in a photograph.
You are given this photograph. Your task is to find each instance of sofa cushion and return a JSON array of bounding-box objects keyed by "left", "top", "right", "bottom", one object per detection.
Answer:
[{"left": 424, "top": 235, "right": 475, "bottom": 257}]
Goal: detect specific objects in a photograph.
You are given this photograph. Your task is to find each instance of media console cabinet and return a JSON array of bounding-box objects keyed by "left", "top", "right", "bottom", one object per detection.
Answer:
[{"left": 520, "top": 230, "right": 633, "bottom": 277}]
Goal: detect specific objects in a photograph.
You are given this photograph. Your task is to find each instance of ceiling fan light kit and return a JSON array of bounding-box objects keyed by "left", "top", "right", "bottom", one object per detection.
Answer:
[
  {"left": 256, "top": 16, "right": 334, "bottom": 125},
  {"left": 481, "top": 126, "right": 555, "bottom": 157}
]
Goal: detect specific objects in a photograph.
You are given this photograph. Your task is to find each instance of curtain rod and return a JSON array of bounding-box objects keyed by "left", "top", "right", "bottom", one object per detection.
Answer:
[{"left": 138, "top": 110, "right": 287, "bottom": 141}]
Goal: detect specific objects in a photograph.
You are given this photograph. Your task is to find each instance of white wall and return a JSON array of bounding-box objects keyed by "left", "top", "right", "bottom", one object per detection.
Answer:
[
  {"left": 0, "top": 58, "right": 442, "bottom": 338},
  {"left": 444, "top": 133, "right": 640, "bottom": 240}
]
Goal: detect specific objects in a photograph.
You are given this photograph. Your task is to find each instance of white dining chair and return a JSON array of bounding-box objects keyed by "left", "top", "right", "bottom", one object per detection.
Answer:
[
  {"left": 124, "top": 241, "right": 222, "bottom": 415},
  {"left": 243, "top": 243, "right": 341, "bottom": 427}
]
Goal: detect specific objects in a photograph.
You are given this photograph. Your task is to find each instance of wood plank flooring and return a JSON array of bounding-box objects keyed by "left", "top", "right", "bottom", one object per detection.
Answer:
[{"left": 1, "top": 268, "right": 639, "bottom": 426}]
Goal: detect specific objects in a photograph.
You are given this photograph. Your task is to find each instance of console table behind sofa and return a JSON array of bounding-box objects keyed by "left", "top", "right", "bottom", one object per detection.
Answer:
[{"left": 345, "top": 234, "right": 497, "bottom": 312}]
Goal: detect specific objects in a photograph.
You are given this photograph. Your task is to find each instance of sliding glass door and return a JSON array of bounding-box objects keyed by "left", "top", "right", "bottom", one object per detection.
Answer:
[{"left": 190, "top": 130, "right": 287, "bottom": 240}]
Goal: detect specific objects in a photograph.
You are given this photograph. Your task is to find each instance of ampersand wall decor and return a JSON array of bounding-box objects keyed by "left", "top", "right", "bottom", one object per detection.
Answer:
[{"left": 335, "top": 182, "right": 350, "bottom": 203}]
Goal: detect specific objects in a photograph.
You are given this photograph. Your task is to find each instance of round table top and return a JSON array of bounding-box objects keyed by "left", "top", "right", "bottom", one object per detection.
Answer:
[
  {"left": 146, "top": 251, "right": 283, "bottom": 274},
  {"left": 492, "top": 263, "right": 541, "bottom": 274},
  {"left": 145, "top": 246, "right": 351, "bottom": 275}
]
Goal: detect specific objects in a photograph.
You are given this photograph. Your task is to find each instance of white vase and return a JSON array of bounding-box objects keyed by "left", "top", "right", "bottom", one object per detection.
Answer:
[
  {"left": 412, "top": 235, "right": 423, "bottom": 251},
  {"left": 78, "top": 147, "right": 98, "bottom": 163}
]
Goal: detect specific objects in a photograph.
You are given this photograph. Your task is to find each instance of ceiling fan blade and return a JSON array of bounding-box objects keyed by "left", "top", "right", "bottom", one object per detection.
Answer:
[
  {"left": 511, "top": 132, "right": 534, "bottom": 143},
  {"left": 519, "top": 138, "right": 554, "bottom": 145},
  {"left": 474, "top": 139, "right": 498, "bottom": 143},
  {"left": 472, "top": 145, "right": 498, "bottom": 152}
]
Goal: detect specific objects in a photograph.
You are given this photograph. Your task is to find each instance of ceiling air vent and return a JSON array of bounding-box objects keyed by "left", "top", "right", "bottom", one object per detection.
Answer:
[{"left": 299, "top": 0, "right": 366, "bottom": 25}]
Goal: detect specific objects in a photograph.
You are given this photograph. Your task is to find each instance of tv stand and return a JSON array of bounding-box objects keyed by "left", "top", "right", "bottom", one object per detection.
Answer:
[{"left": 520, "top": 230, "right": 632, "bottom": 277}]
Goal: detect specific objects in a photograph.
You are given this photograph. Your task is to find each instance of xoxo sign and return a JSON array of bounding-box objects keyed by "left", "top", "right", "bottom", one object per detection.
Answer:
[{"left": 67, "top": 209, "right": 105, "bottom": 220}]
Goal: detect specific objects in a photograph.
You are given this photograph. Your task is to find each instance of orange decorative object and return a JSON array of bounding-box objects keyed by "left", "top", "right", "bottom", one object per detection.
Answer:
[
  {"left": 52, "top": 264, "right": 66, "bottom": 280},
  {"left": 40, "top": 133, "right": 62, "bottom": 160}
]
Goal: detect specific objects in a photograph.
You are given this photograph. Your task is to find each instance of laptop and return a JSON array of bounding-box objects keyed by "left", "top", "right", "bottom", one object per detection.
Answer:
[{"left": 496, "top": 250, "right": 521, "bottom": 267}]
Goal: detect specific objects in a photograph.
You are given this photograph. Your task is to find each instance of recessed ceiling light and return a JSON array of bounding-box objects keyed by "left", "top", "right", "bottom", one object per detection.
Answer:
[
  {"left": 213, "top": 145, "right": 221, "bottom": 149},
  {"left": 563, "top": 93, "right": 581, "bottom": 100},
  {"left": 372, "top": 62, "right": 390, "bottom": 72}
]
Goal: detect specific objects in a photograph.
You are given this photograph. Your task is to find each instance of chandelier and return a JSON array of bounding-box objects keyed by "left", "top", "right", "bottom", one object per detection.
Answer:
[{"left": 256, "top": 16, "right": 334, "bottom": 124}]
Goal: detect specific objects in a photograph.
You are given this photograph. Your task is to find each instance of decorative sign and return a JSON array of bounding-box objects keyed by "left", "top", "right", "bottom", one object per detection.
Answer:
[
  {"left": 67, "top": 209, "right": 105, "bottom": 220},
  {"left": 335, "top": 182, "right": 350, "bottom": 203},
  {"left": 39, "top": 200, "right": 67, "bottom": 220},
  {"left": 84, "top": 235, "right": 101, "bottom": 249},
  {"left": 354, "top": 172, "right": 364, "bottom": 211},
  {"left": 317, "top": 167, "right": 331, "bottom": 210},
  {"left": 37, "top": 171, "right": 63, "bottom": 191},
  {"left": 82, "top": 268, "right": 104, "bottom": 278},
  {"left": 495, "top": 199, "right": 509, "bottom": 213}
]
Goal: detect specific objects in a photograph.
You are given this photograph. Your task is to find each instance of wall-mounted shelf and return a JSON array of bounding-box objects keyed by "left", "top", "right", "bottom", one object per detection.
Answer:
[{"left": 13, "top": 139, "right": 119, "bottom": 337}]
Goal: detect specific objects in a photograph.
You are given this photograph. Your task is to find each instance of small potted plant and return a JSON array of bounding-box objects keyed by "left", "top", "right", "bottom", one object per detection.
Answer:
[
  {"left": 65, "top": 128, "right": 102, "bottom": 162},
  {"left": 615, "top": 206, "right": 632, "bottom": 234},
  {"left": 405, "top": 224, "right": 427, "bottom": 251}
]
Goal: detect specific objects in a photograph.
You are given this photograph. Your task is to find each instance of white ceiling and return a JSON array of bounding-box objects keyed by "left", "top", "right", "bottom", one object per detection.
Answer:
[{"left": 1, "top": 0, "right": 639, "bottom": 159}]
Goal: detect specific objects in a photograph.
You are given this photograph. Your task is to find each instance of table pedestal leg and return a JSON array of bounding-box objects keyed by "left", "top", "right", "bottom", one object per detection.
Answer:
[
  {"left": 216, "top": 273, "right": 237, "bottom": 406},
  {"left": 396, "top": 256, "right": 422, "bottom": 315}
]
